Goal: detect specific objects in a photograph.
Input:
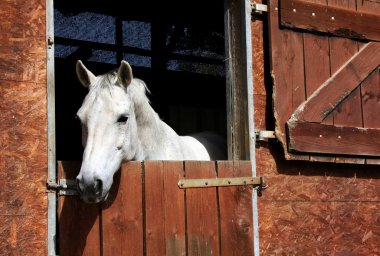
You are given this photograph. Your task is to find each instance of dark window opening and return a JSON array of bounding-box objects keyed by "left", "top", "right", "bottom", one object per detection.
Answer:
[{"left": 55, "top": 0, "right": 226, "bottom": 160}]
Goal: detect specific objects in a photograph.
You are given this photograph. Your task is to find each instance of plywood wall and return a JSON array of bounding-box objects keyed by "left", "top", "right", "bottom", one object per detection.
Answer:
[
  {"left": 0, "top": 0, "right": 47, "bottom": 254},
  {"left": 252, "top": 0, "right": 380, "bottom": 254}
]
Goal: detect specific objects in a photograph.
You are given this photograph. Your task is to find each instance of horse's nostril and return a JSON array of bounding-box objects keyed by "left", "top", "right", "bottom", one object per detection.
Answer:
[{"left": 94, "top": 179, "right": 103, "bottom": 195}]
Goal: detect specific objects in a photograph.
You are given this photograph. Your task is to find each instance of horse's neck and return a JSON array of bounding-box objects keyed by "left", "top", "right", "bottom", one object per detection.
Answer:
[{"left": 133, "top": 100, "right": 177, "bottom": 160}]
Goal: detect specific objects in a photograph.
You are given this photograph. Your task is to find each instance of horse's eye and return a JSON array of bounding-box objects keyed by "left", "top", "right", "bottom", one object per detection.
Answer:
[{"left": 117, "top": 115, "right": 129, "bottom": 123}]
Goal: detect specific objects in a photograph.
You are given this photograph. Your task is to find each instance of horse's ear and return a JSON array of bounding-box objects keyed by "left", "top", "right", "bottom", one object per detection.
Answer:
[
  {"left": 76, "top": 60, "right": 96, "bottom": 88},
  {"left": 118, "top": 60, "right": 133, "bottom": 88}
]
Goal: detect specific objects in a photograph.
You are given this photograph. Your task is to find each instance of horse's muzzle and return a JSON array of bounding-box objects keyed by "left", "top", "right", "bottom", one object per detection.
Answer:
[{"left": 76, "top": 177, "right": 107, "bottom": 203}]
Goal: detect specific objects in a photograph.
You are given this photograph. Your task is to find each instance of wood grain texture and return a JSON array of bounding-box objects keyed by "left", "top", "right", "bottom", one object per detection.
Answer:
[
  {"left": 144, "top": 161, "right": 186, "bottom": 256},
  {"left": 280, "top": 0, "right": 380, "bottom": 41},
  {"left": 288, "top": 121, "right": 380, "bottom": 156},
  {"left": 268, "top": 0, "right": 309, "bottom": 160},
  {"left": 327, "top": 4, "right": 364, "bottom": 163},
  {"left": 218, "top": 161, "right": 253, "bottom": 256},
  {"left": 295, "top": 42, "right": 380, "bottom": 122},
  {"left": 185, "top": 161, "right": 219, "bottom": 256},
  {"left": 362, "top": 69, "right": 380, "bottom": 164},
  {"left": 101, "top": 161, "right": 143, "bottom": 256},
  {"left": 359, "top": 1, "right": 380, "bottom": 164},
  {"left": 303, "top": 0, "right": 331, "bottom": 162},
  {"left": 58, "top": 161, "right": 101, "bottom": 256},
  {"left": 225, "top": 0, "right": 249, "bottom": 160}
]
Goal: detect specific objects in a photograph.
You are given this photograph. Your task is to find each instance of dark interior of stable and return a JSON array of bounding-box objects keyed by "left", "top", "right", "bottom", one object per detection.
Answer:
[{"left": 54, "top": 0, "right": 226, "bottom": 160}]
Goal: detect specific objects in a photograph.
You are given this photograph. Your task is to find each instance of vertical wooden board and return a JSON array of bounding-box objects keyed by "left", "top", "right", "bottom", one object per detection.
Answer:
[
  {"left": 185, "top": 161, "right": 219, "bottom": 256},
  {"left": 328, "top": 0, "right": 364, "bottom": 164},
  {"left": 101, "top": 161, "right": 143, "bottom": 256},
  {"left": 144, "top": 161, "right": 186, "bottom": 256},
  {"left": 217, "top": 161, "right": 253, "bottom": 256},
  {"left": 303, "top": 0, "right": 331, "bottom": 162},
  {"left": 58, "top": 161, "right": 101, "bottom": 256},
  {"left": 362, "top": 69, "right": 380, "bottom": 164},
  {"left": 144, "top": 161, "right": 165, "bottom": 256},
  {"left": 268, "top": 0, "right": 308, "bottom": 160},
  {"left": 334, "top": 87, "right": 365, "bottom": 163},
  {"left": 162, "top": 161, "right": 186, "bottom": 256}
]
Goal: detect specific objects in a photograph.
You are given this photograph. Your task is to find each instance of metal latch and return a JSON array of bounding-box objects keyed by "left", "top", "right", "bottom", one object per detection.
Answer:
[
  {"left": 46, "top": 179, "right": 79, "bottom": 196},
  {"left": 251, "top": 3, "right": 268, "bottom": 13},
  {"left": 178, "top": 176, "right": 267, "bottom": 196},
  {"left": 255, "top": 130, "right": 276, "bottom": 142}
]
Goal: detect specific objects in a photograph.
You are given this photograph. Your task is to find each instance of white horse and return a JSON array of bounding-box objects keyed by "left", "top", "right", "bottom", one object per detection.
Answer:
[{"left": 75, "top": 60, "right": 226, "bottom": 203}]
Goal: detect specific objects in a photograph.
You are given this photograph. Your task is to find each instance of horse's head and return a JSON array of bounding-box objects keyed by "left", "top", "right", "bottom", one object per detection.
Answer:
[{"left": 75, "top": 60, "right": 141, "bottom": 203}]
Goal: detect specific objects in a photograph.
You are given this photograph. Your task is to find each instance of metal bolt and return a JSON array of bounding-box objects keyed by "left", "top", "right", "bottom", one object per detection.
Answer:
[
  {"left": 180, "top": 183, "right": 184, "bottom": 187},
  {"left": 205, "top": 182, "right": 208, "bottom": 186},
  {"left": 312, "top": 13, "right": 316, "bottom": 16},
  {"left": 293, "top": 8, "right": 296, "bottom": 12},
  {"left": 319, "top": 135, "right": 323, "bottom": 138},
  {"left": 275, "top": 7, "right": 278, "bottom": 11},
  {"left": 228, "top": 180, "right": 231, "bottom": 184},
  {"left": 331, "top": 16, "right": 335, "bottom": 20},
  {"left": 338, "top": 136, "right": 341, "bottom": 139}
]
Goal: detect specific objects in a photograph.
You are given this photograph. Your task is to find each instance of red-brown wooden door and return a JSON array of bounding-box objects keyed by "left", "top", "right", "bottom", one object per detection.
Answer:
[
  {"left": 58, "top": 161, "right": 254, "bottom": 256},
  {"left": 269, "top": 0, "right": 380, "bottom": 164}
]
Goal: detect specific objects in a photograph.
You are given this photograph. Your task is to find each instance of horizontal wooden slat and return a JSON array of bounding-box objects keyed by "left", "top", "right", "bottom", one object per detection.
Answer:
[
  {"left": 280, "top": 0, "right": 380, "bottom": 42},
  {"left": 288, "top": 121, "right": 380, "bottom": 156},
  {"left": 293, "top": 42, "right": 380, "bottom": 122}
]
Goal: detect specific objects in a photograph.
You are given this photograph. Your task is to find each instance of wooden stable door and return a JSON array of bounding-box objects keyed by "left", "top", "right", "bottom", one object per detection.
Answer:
[
  {"left": 58, "top": 161, "right": 254, "bottom": 256},
  {"left": 269, "top": 0, "right": 380, "bottom": 164}
]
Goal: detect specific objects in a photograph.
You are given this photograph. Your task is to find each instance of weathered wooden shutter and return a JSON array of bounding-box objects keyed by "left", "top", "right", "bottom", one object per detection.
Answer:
[{"left": 269, "top": 0, "right": 380, "bottom": 164}]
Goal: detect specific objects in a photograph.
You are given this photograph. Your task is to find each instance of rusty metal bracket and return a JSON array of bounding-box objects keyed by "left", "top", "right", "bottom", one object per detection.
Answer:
[
  {"left": 47, "top": 179, "right": 78, "bottom": 196},
  {"left": 251, "top": 3, "right": 268, "bottom": 13},
  {"left": 255, "top": 130, "right": 276, "bottom": 142},
  {"left": 178, "top": 176, "right": 266, "bottom": 196}
]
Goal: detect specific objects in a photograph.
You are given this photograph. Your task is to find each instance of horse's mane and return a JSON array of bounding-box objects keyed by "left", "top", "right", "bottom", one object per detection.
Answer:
[{"left": 93, "top": 70, "right": 151, "bottom": 103}]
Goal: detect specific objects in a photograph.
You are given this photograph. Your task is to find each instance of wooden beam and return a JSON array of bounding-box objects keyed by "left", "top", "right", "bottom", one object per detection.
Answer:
[
  {"left": 287, "top": 121, "right": 380, "bottom": 156},
  {"left": 293, "top": 42, "right": 380, "bottom": 122},
  {"left": 279, "top": 0, "right": 380, "bottom": 42}
]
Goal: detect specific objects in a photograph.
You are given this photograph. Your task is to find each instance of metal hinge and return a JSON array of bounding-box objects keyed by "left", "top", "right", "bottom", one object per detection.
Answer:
[
  {"left": 255, "top": 130, "right": 276, "bottom": 142},
  {"left": 251, "top": 3, "right": 268, "bottom": 13},
  {"left": 178, "top": 176, "right": 267, "bottom": 196},
  {"left": 46, "top": 179, "right": 79, "bottom": 196}
]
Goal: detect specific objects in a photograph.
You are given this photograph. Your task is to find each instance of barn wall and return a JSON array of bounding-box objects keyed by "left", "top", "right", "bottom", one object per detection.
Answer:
[
  {"left": 252, "top": 0, "right": 380, "bottom": 254},
  {"left": 0, "top": 0, "right": 47, "bottom": 254}
]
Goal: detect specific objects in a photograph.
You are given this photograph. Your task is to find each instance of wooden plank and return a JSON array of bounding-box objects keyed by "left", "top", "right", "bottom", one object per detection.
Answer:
[
  {"left": 144, "top": 161, "right": 186, "bottom": 256},
  {"left": 358, "top": 0, "right": 380, "bottom": 165},
  {"left": 280, "top": 0, "right": 380, "bottom": 41},
  {"left": 303, "top": 0, "right": 331, "bottom": 162},
  {"left": 327, "top": 7, "right": 364, "bottom": 164},
  {"left": 362, "top": 68, "right": 380, "bottom": 164},
  {"left": 294, "top": 42, "right": 380, "bottom": 122},
  {"left": 268, "top": 0, "right": 309, "bottom": 160},
  {"left": 225, "top": 0, "right": 249, "bottom": 160},
  {"left": 334, "top": 87, "right": 365, "bottom": 163},
  {"left": 101, "top": 161, "right": 143, "bottom": 256},
  {"left": 58, "top": 161, "right": 101, "bottom": 256},
  {"left": 217, "top": 161, "right": 253, "bottom": 256},
  {"left": 288, "top": 121, "right": 380, "bottom": 156},
  {"left": 185, "top": 161, "right": 219, "bottom": 255}
]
